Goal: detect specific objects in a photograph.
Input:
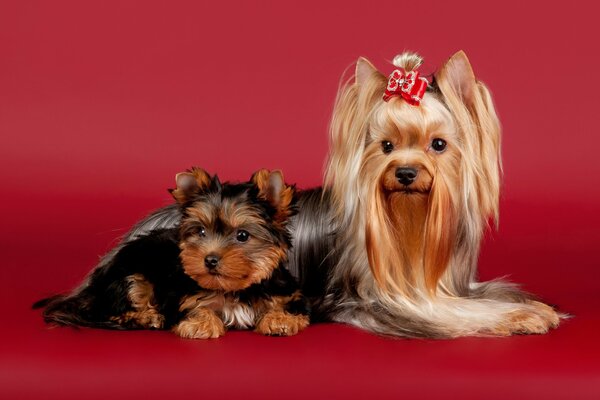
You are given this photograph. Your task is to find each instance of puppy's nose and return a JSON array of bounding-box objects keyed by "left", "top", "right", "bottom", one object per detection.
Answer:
[
  {"left": 395, "top": 167, "right": 418, "bottom": 186},
  {"left": 204, "top": 254, "right": 220, "bottom": 270}
]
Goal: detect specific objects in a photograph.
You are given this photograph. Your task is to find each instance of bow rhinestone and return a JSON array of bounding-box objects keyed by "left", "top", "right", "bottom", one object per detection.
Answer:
[{"left": 383, "top": 69, "right": 428, "bottom": 106}]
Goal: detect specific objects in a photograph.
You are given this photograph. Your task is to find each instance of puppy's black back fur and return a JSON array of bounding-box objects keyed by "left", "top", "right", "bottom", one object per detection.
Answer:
[{"left": 34, "top": 228, "right": 196, "bottom": 329}]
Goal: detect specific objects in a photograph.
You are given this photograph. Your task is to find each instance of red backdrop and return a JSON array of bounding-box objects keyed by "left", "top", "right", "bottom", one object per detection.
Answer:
[{"left": 1, "top": 1, "right": 599, "bottom": 399}]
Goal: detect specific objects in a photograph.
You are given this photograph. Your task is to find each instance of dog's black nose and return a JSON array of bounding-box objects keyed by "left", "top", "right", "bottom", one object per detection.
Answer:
[
  {"left": 204, "top": 255, "right": 220, "bottom": 270},
  {"left": 395, "top": 167, "right": 418, "bottom": 185}
]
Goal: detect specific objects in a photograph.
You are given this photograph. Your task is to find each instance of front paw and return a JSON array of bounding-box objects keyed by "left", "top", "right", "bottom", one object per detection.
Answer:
[
  {"left": 516, "top": 301, "right": 561, "bottom": 334},
  {"left": 496, "top": 301, "right": 562, "bottom": 336},
  {"left": 255, "top": 311, "right": 309, "bottom": 336},
  {"left": 173, "top": 309, "right": 225, "bottom": 339}
]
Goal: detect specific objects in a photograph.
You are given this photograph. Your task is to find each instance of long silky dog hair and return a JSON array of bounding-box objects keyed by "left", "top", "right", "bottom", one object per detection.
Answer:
[
  {"left": 76, "top": 51, "right": 562, "bottom": 338},
  {"left": 318, "top": 50, "right": 562, "bottom": 337}
]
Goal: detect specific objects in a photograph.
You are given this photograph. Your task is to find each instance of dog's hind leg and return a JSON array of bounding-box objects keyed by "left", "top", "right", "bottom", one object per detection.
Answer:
[
  {"left": 464, "top": 280, "right": 564, "bottom": 336},
  {"left": 110, "top": 274, "right": 164, "bottom": 329}
]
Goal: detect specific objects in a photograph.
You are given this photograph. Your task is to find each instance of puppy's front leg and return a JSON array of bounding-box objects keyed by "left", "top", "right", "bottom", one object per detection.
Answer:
[
  {"left": 255, "top": 291, "right": 310, "bottom": 336},
  {"left": 173, "top": 307, "right": 225, "bottom": 339}
]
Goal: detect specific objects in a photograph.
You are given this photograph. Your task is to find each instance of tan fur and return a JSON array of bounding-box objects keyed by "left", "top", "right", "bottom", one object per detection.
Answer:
[
  {"left": 487, "top": 302, "right": 561, "bottom": 336},
  {"left": 171, "top": 167, "right": 212, "bottom": 204},
  {"left": 251, "top": 169, "right": 295, "bottom": 225},
  {"left": 175, "top": 292, "right": 227, "bottom": 338},
  {"left": 255, "top": 311, "right": 309, "bottom": 336},
  {"left": 322, "top": 51, "right": 562, "bottom": 337},
  {"left": 176, "top": 290, "right": 307, "bottom": 336},
  {"left": 111, "top": 274, "right": 164, "bottom": 329},
  {"left": 173, "top": 307, "right": 225, "bottom": 339},
  {"left": 179, "top": 241, "right": 285, "bottom": 292},
  {"left": 252, "top": 290, "right": 303, "bottom": 313},
  {"left": 185, "top": 203, "right": 216, "bottom": 227},
  {"left": 253, "top": 291, "right": 308, "bottom": 336},
  {"left": 392, "top": 52, "right": 423, "bottom": 71},
  {"left": 177, "top": 181, "right": 290, "bottom": 292},
  {"left": 169, "top": 169, "right": 306, "bottom": 338},
  {"left": 179, "top": 291, "right": 224, "bottom": 313}
]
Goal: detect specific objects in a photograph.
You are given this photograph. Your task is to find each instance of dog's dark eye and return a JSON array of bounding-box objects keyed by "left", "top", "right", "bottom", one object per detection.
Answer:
[
  {"left": 382, "top": 141, "right": 394, "bottom": 154},
  {"left": 236, "top": 230, "right": 250, "bottom": 243},
  {"left": 198, "top": 227, "right": 206, "bottom": 237},
  {"left": 431, "top": 138, "right": 447, "bottom": 152}
]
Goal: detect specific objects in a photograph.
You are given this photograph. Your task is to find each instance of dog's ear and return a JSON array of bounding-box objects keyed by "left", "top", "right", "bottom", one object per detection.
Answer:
[
  {"left": 210, "top": 174, "right": 222, "bottom": 192},
  {"left": 434, "top": 50, "right": 476, "bottom": 105},
  {"left": 170, "top": 167, "right": 212, "bottom": 203},
  {"left": 325, "top": 57, "right": 387, "bottom": 217},
  {"left": 356, "top": 57, "right": 379, "bottom": 86},
  {"left": 435, "top": 50, "right": 502, "bottom": 226},
  {"left": 251, "top": 169, "right": 294, "bottom": 223}
]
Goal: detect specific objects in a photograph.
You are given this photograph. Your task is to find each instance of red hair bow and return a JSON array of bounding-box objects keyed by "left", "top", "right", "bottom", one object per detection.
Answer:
[{"left": 383, "top": 69, "right": 428, "bottom": 106}]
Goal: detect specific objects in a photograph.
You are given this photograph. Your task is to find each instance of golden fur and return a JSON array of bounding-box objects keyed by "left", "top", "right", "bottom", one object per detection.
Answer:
[{"left": 322, "top": 51, "right": 562, "bottom": 337}]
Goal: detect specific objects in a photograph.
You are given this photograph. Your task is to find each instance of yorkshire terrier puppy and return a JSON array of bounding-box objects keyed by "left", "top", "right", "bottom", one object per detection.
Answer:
[
  {"left": 35, "top": 169, "right": 309, "bottom": 339},
  {"left": 79, "top": 51, "right": 563, "bottom": 338}
]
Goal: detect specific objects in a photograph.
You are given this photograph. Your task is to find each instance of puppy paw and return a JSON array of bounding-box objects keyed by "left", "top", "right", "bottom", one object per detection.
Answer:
[
  {"left": 173, "top": 309, "right": 225, "bottom": 339},
  {"left": 255, "top": 311, "right": 309, "bottom": 336}
]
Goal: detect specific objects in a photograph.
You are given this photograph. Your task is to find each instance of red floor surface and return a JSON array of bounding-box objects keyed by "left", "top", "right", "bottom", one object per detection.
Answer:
[
  {"left": 2, "top": 197, "right": 599, "bottom": 400},
  {"left": 2, "top": 1, "right": 599, "bottom": 399}
]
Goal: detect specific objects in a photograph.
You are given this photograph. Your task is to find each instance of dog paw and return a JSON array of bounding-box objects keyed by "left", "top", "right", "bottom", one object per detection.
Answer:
[
  {"left": 495, "top": 301, "right": 561, "bottom": 335},
  {"left": 111, "top": 309, "right": 165, "bottom": 329},
  {"left": 173, "top": 309, "right": 225, "bottom": 339},
  {"left": 137, "top": 310, "right": 165, "bottom": 329},
  {"left": 255, "top": 311, "right": 309, "bottom": 336}
]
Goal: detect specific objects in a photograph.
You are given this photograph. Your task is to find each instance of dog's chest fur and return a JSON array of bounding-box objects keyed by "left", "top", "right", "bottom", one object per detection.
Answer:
[
  {"left": 221, "top": 299, "right": 255, "bottom": 329},
  {"left": 181, "top": 292, "right": 258, "bottom": 330}
]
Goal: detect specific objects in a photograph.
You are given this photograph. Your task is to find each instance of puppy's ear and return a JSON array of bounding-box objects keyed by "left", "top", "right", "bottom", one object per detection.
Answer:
[
  {"left": 251, "top": 169, "right": 294, "bottom": 223},
  {"left": 170, "top": 167, "right": 212, "bottom": 203},
  {"left": 210, "top": 175, "right": 222, "bottom": 192},
  {"left": 356, "top": 57, "right": 379, "bottom": 86},
  {"left": 434, "top": 50, "right": 476, "bottom": 105}
]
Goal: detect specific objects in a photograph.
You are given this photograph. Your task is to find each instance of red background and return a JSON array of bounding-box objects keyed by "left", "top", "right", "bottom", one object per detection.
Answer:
[{"left": 1, "top": 1, "right": 599, "bottom": 398}]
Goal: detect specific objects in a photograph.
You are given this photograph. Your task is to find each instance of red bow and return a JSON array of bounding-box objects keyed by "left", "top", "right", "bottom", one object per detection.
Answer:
[{"left": 383, "top": 69, "right": 428, "bottom": 106}]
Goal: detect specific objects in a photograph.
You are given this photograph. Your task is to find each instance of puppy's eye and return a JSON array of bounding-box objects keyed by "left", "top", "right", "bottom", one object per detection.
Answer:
[
  {"left": 431, "top": 138, "right": 447, "bottom": 152},
  {"left": 236, "top": 230, "right": 250, "bottom": 243},
  {"left": 198, "top": 227, "right": 206, "bottom": 237},
  {"left": 382, "top": 141, "right": 394, "bottom": 154}
]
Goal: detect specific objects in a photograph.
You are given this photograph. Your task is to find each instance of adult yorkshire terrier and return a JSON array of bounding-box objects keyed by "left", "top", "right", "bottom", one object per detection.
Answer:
[
  {"left": 35, "top": 169, "right": 310, "bottom": 338},
  {"left": 315, "top": 51, "right": 562, "bottom": 337},
  {"left": 84, "top": 51, "right": 562, "bottom": 338}
]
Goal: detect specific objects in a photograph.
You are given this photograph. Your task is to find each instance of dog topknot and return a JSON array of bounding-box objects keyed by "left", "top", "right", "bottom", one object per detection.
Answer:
[{"left": 392, "top": 52, "right": 423, "bottom": 71}]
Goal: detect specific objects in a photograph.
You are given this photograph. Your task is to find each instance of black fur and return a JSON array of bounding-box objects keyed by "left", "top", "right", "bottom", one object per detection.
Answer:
[
  {"left": 75, "top": 187, "right": 336, "bottom": 322},
  {"left": 34, "top": 178, "right": 309, "bottom": 332}
]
